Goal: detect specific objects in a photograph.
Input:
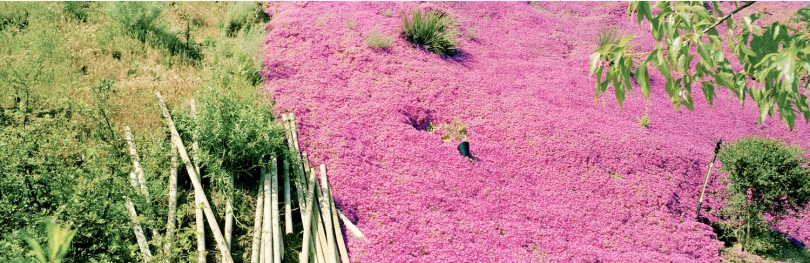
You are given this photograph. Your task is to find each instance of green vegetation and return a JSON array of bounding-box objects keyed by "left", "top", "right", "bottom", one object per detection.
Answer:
[
  {"left": 383, "top": 9, "right": 393, "bottom": 17},
  {"left": 365, "top": 29, "right": 395, "bottom": 49},
  {"left": 345, "top": 17, "right": 356, "bottom": 30},
  {"left": 716, "top": 138, "right": 810, "bottom": 259},
  {"left": 591, "top": 2, "right": 810, "bottom": 130},
  {"left": 595, "top": 27, "right": 619, "bottom": 48},
  {"left": 637, "top": 113, "right": 650, "bottom": 128},
  {"left": 401, "top": 9, "right": 460, "bottom": 56},
  {"left": 428, "top": 118, "right": 468, "bottom": 142},
  {"left": 12, "top": 221, "right": 76, "bottom": 263},
  {"left": 0, "top": 2, "right": 294, "bottom": 262}
]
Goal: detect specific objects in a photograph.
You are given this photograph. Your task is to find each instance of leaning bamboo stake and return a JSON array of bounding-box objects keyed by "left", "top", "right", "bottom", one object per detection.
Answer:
[
  {"left": 319, "top": 164, "right": 337, "bottom": 263},
  {"left": 327, "top": 181, "right": 350, "bottom": 263},
  {"left": 190, "top": 99, "right": 207, "bottom": 263},
  {"left": 224, "top": 175, "right": 234, "bottom": 261},
  {"left": 283, "top": 160, "right": 293, "bottom": 234},
  {"left": 250, "top": 168, "right": 267, "bottom": 263},
  {"left": 163, "top": 144, "right": 179, "bottom": 263},
  {"left": 311, "top": 168, "right": 330, "bottom": 263},
  {"left": 290, "top": 113, "right": 302, "bottom": 153},
  {"left": 337, "top": 209, "right": 366, "bottom": 241},
  {"left": 300, "top": 167, "right": 318, "bottom": 263},
  {"left": 124, "top": 126, "right": 150, "bottom": 201},
  {"left": 124, "top": 196, "right": 152, "bottom": 263},
  {"left": 271, "top": 158, "right": 282, "bottom": 263},
  {"left": 261, "top": 161, "right": 274, "bottom": 263},
  {"left": 156, "top": 92, "right": 234, "bottom": 263}
]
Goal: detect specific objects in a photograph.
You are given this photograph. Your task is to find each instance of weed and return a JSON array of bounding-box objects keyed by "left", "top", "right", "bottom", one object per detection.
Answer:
[
  {"left": 637, "top": 113, "right": 650, "bottom": 128},
  {"left": 401, "top": 8, "right": 460, "bottom": 56},
  {"left": 465, "top": 26, "right": 478, "bottom": 41},
  {"left": 345, "top": 17, "right": 356, "bottom": 30},
  {"left": 109, "top": 2, "right": 201, "bottom": 61},
  {"left": 596, "top": 27, "right": 620, "bottom": 48},
  {"left": 365, "top": 29, "right": 394, "bottom": 49},
  {"left": 223, "top": 2, "right": 269, "bottom": 37},
  {"left": 428, "top": 118, "right": 468, "bottom": 142},
  {"left": 383, "top": 9, "right": 393, "bottom": 17},
  {"left": 63, "top": 2, "right": 89, "bottom": 22}
]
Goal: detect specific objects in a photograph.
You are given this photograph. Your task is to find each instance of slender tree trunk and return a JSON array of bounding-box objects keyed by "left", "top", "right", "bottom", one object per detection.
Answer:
[
  {"left": 190, "top": 99, "right": 207, "bottom": 263},
  {"left": 251, "top": 168, "right": 266, "bottom": 263},
  {"left": 163, "top": 144, "right": 179, "bottom": 263},
  {"left": 157, "top": 92, "right": 233, "bottom": 263},
  {"left": 125, "top": 196, "right": 152, "bottom": 263}
]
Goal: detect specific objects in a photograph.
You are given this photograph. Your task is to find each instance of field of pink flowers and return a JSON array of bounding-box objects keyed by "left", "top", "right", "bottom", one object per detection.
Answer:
[{"left": 261, "top": 2, "right": 810, "bottom": 262}]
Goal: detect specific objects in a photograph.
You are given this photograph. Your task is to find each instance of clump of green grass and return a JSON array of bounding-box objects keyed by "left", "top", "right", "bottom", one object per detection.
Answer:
[
  {"left": 383, "top": 9, "right": 393, "bottom": 17},
  {"left": 64, "top": 2, "right": 89, "bottom": 22},
  {"left": 365, "top": 29, "right": 394, "bottom": 49},
  {"left": 428, "top": 118, "right": 467, "bottom": 142},
  {"left": 223, "top": 2, "right": 269, "bottom": 37},
  {"left": 637, "top": 113, "right": 650, "bottom": 128},
  {"left": 345, "top": 17, "right": 356, "bottom": 30},
  {"left": 596, "top": 27, "right": 619, "bottom": 48},
  {"left": 401, "top": 8, "right": 459, "bottom": 56}
]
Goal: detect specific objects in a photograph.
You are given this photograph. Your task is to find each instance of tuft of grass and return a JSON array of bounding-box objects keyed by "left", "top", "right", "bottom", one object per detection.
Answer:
[
  {"left": 637, "top": 113, "right": 650, "bottom": 128},
  {"left": 64, "top": 2, "right": 90, "bottom": 22},
  {"left": 596, "top": 27, "right": 619, "bottom": 48},
  {"left": 383, "top": 9, "right": 393, "bottom": 17},
  {"left": 345, "top": 17, "right": 356, "bottom": 30},
  {"left": 428, "top": 118, "right": 468, "bottom": 142},
  {"left": 365, "top": 29, "right": 394, "bottom": 49},
  {"left": 401, "top": 8, "right": 460, "bottom": 56},
  {"left": 465, "top": 26, "right": 478, "bottom": 41},
  {"left": 223, "top": 2, "right": 270, "bottom": 37}
]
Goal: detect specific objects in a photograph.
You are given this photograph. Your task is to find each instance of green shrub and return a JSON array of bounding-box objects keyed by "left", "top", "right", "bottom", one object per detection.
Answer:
[
  {"left": 365, "top": 29, "right": 394, "bottom": 49},
  {"left": 401, "top": 9, "right": 459, "bottom": 56},
  {"left": 716, "top": 138, "right": 810, "bottom": 255}
]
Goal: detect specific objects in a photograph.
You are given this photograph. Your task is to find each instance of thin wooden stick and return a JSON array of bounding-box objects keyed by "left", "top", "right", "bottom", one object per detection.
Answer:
[
  {"left": 290, "top": 113, "right": 302, "bottom": 153},
  {"left": 261, "top": 161, "right": 274, "bottom": 263},
  {"left": 124, "top": 126, "right": 150, "bottom": 202},
  {"left": 327, "top": 181, "right": 350, "bottom": 263},
  {"left": 271, "top": 157, "right": 281, "bottom": 263},
  {"left": 312, "top": 168, "right": 330, "bottom": 263},
  {"left": 337, "top": 209, "right": 366, "bottom": 241},
  {"left": 224, "top": 174, "right": 234, "bottom": 260},
  {"left": 319, "top": 164, "right": 337, "bottom": 263},
  {"left": 250, "top": 168, "right": 266, "bottom": 263},
  {"left": 156, "top": 92, "right": 233, "bottom": 263},
  {"left": 190, "top": 99, "right": 206, "bottom": 263},
  {"left": 124, "top": 196, "right": 152, "bottom": 263},
  {"left": 163, "top": 144, "right": 179, "bottom": 263},
  {"left": 300, "top": 167, "right": 317, "bottom": 263},
  {"left": 283, "top": 160, "right": 292, "bottom": 234}
]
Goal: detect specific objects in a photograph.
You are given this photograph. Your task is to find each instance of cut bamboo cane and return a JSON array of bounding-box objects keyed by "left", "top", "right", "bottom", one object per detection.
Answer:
[
  {"left": 157, "top": 92, "right": 233, "bottom": 263},
  {"left": 124, "top": 126, "right": 150, "bottom": 201},
  {"left": 337, "top": 209, "right": 366, "bottom": 241},
  {"left": 124, "top": 196, "right": 152, "bottom": 263},
  {"left": 300, "top": 167, "right": 318, "bottom": 263},
  {"left": 261, "top": 161, "right": 274, "bottom": 263},
  {"left": 163, "top": 144, "right": 179, "bottom": 263},
  {"left": 129, "top": 172, "right": 139, "bottom": 190},
  {"left": 319, "top": 164, "right": 337, "bottom": 263},
  {"left": 302, "top": 152, "right": 311, "bottom": 187},
  {"left": 271, "top": 157, "right": 281, "bottom": 263},
  {"left": 290, "top": 113, "right": 302, "bottom": 153},
  {"left": 311, "top": 168, "right": 330, "bottom": 263},
  {"left": 327, "top": 181, "right": 350, "bottom": 263},
  {"left": 283, "top": 160, "right": 292, "bottom": 234},
  {"left": 251, "top": 168, "right": 266, "bottom": 263},
  {"left": 224, "top": 175, "right": 234, "bottom": 261},
  {"left": 190, "top": 98, "right": 207, "bottom": 263}
]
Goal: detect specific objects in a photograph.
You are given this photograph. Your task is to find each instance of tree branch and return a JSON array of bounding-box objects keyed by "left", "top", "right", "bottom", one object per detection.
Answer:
[{"left": 704, "top": 1, "right": 756, "bottom": 34}]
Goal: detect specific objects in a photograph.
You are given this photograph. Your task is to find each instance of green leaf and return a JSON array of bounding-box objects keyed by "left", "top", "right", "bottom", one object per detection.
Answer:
[
  {"left": 617, "top": 34, "right": 636, "bottom": 47},
  {"left": 697, "top": 43, "right": 715, "bottom": 68},
  {"left": 738, "top": 43, "right": 758, "bottom": 57},
  {"left": 636, "top": 63, "right": 651, "bottom": 99},
  {"left": 596, "top": 44, "right": 613, "bottom": 55},
  {"left": 637, "top": 1, "right": 652, "bottom": 24},
  {"left": 689, "top": 5, "right": 711, "bottom": 19},
  {"left": 715, "top": 71, "right": 734, "bottom": 89},
  {"left": 594, "top": 65, "right": 604, "bottom": 100},
  {"left": 743, "top": 16, "right": 754, "bottom": 33},
  {"left": 702, "top": 81, "right": 716, "bottom": 106},
  {"left": 22, "top": 232, "right": 47, "bottom": 263},
  {"left": 589, "top": 53, "right": 602, "bottom": 74}
]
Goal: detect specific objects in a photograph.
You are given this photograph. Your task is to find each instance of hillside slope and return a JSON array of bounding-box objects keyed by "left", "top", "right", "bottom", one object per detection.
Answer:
[{"left": 261, "top": 2, "right": 810, "bottom": 262}]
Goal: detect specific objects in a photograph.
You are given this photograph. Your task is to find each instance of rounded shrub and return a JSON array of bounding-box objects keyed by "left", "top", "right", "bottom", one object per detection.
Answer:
[{"left": 716, "top": 137, "right": 810, "bottom": 254}]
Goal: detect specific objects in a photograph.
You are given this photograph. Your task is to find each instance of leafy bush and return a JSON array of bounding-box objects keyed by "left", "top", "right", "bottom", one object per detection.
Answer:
[
  {"left": 401, "top": 9, "right": 459, "bottom": 56},
  {"left": 365, "top": 29, "right": 394, "bottom": 49},
  {"left": 716, "top": 138, "right": 810, "bottom": 254}
]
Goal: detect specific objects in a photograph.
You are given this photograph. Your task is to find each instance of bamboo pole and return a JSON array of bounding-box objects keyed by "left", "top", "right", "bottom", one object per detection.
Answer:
[
  {"left": 224, "top": 175, "right": 234, "bottom": 261},
  {"left": 163, "top": 144, "right": 179, "bottom": 263},
  {"left": 327, "top": 180, "right": 350, "bottom": 263},
  {"left": 284, "top": 160, "right": 293, "bottom": 234},
  {"left": 261, "top": 162, "right": 274, "bottom": 263},
  {"left": 300, "top": 167, "right": 317, "bottom": 263},
  {"left": 124, "top": 126, "right": 150, "bottom": 201},
  {"left": 271, "top": 157, "right": 281, "bottom": 263},
  {"left": 251, "top": 168, "right": 267, "bottom": 263},
  {"left": 337, "top": 209, "right": 366, "bottom": 241},
  {"left": 312, "top": 168, "right": 330, "bottom": 263},
  {"left": 124, "top": 196, "right": 152, "bottom": 263},
  {"left": 319, "top": 165, "right": 337, "bottom": 263},
  {"left": 290, "top": 113, "right": 302, "bottom": 153},
  {"left": 190, "top": 99, "right": 206, "bottom": 263},
  {"left": 156, "top": 92, "right": 233, "bottom": 263}
]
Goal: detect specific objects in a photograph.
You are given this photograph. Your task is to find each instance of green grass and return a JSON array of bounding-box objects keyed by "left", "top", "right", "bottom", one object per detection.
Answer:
[
  {"left": 365, "top": 29, "right": 394, "bottom": 49},
  {"left": 401, "top": 8, "right": 460, "bottom": 56},
  {"left": 345, "top": 17, "right": 356, "bottom": 30},
  {"left": 596, "top": 27, "right": 619, "bottom": 48},
  {"left": 637, "top": 113, "right": 650, "bottom": 128},
  {"left": 428, "top": 118, "right": 468, "bottom": 142}
]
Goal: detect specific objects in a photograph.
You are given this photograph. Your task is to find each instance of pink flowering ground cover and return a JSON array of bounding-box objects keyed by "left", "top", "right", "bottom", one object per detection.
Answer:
[{"left": 261, "top": 2, "right": 810, "bottom": 262}]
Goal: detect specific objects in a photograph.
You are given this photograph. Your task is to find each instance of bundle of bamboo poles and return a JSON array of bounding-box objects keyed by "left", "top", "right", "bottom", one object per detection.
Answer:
[{"left": 123, "top": 93, "right": 365, "bottom": 263}]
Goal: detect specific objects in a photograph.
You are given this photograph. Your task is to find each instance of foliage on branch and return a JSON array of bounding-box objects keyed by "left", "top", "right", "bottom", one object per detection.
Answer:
[{"left": 591, "top": 1, "right": 810, "bottom": 130}]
